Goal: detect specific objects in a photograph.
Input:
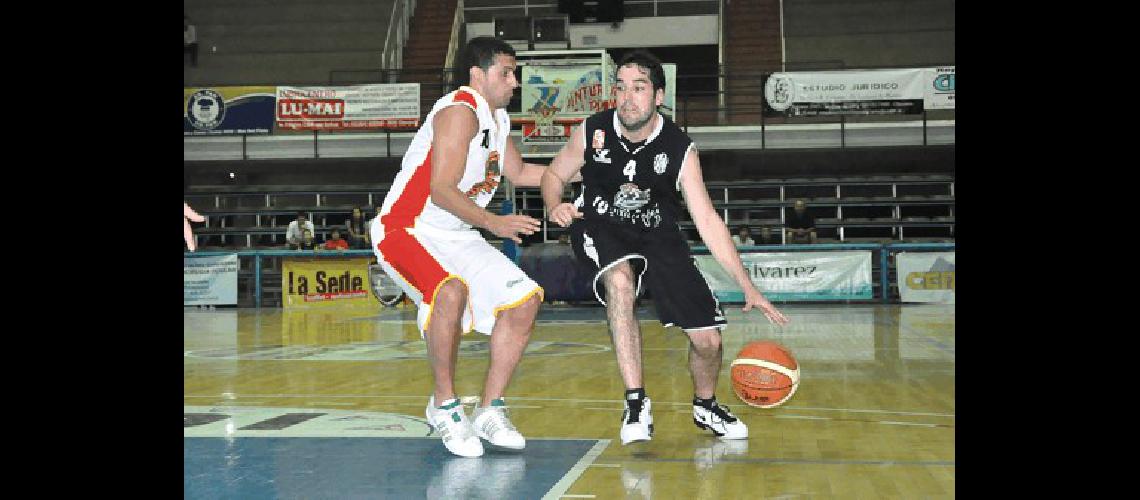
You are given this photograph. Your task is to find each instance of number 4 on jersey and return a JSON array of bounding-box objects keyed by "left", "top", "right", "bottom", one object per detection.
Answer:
[{"left": 623, "top": 160, "right": 637, "bottom": 182}]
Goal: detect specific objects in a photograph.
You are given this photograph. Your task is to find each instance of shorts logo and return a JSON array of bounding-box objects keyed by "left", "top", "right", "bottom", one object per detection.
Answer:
[
  {"left": 653, "top": 153, "right": 668, "bottom": 174},
  {"left": 592, "top": 195, "right": 609, "bottom": 214},
  {"left": 506, "top": 277, "right": 524, "bottom": 288},
  {"left": 593, "top": 129, "right": 606, "bottom": 149},
  {"left": 582, "top": 232, "right": 600, "bottom": 266},
  {"left": 593, "top": 148, "right": 611, "bottom": 164},
  {"left": 186, "top": 89, "right": 226, "bottom": 131}
]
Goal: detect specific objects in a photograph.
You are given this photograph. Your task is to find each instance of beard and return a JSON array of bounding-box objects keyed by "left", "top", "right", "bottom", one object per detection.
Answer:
[{"left": 618, "top": 106, "right": 654, "bottom": 133}]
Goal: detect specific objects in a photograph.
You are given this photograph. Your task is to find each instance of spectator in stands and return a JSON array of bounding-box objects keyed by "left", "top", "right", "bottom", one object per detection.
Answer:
[
  {"left": 731, "top": 226, "right": 754, "bottom": 247},
  {"left": 296, "top": 229, "right": 317, "bottom": 250},
  {"left": 756, "top": 226, "right": 775, "bottom": 245},
  {"left": 345, "top": 207, "right": 369, "bottom": 249},
  {"left": 785, "top": 199, "right": 817, "bottom": 244},
  {"left": 321, "top": 228, "right": 350, "bottom": 251},
  {"left": 184, "top": 15, "right": 199, "bottom": 67},
  {"left": 286, "top": 211, "right": 315, "bottom": 248}
]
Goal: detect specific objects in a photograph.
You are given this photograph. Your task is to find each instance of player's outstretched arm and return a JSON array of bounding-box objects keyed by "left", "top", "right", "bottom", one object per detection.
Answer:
[
  {"left": 540, "top": 124, "right": 588, "bottom": 227},
  {"left": 679, "top": 147, "right": 789, "bottom": 326}
]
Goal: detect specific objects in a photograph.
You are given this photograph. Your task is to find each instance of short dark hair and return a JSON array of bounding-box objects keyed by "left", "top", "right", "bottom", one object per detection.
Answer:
[
  {"left": 616, "top": 49, "right": 665, "bottom": 92},
  {"left": 297, "top": 211, "right": 307, "bottom": 218},
  {"left": 459, "top": 37, "right": 516, "bottom": 85}
]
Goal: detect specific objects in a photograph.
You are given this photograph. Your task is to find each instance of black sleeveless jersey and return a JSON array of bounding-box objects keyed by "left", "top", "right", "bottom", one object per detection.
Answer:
[{"left": 575, "top": 108, "right": 693, "bottom": 233}]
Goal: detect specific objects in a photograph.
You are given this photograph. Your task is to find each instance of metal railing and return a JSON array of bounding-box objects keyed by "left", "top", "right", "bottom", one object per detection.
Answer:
[
  {"left": 185, "top": 242, "right": 953, "bottom": 307},
  {"left": 381, "top": 0, "right": 417, "bottom": 76}
]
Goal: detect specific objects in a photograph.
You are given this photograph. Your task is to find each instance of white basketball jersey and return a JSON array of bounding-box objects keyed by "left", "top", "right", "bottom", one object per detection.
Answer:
[{"left": 377, "top": 86, "right": 510, "bottom": 237}]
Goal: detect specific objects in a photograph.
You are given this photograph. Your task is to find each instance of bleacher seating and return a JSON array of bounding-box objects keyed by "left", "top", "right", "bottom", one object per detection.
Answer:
[{"left": 187, "top": 174, "right": 954, "bottom": 249}]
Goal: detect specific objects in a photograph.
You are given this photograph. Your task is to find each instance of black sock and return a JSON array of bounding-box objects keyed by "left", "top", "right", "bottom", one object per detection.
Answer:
[
  {"left": 693, "top": 394, "right": 718, "bottom": 409},
  {"left": 624, "top": 388, "right": 646, "bottom": 423}
]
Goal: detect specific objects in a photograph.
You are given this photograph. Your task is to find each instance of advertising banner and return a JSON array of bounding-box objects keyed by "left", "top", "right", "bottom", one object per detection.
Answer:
[
  {"left": 282, "top": 257, "right": 379, "bottom": 308},
  {"left": 695, "top": 251, "right": 873, "bottom": 301},
  {"left": 184, "top": 254, "right": 239, "bottom": 305},
  {"left": 896, "top": 251, "right": 955, "bottom": 303},
  {"left": 275, "top": 84, "right": 420, "bottom": 131},
  {"left": 184, "top": 86, "right": 276, "bottom": 135}
]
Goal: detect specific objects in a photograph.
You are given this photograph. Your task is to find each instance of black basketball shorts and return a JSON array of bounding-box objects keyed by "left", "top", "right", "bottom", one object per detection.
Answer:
[{"left": 569, "top": 218, "right": 727, "bottom": 332}]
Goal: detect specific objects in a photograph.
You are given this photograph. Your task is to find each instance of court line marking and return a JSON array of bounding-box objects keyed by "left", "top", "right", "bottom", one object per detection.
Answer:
[
  {"left": 774, "top": 415, "right": 831, "bottom": 420},
  {"left": 879, "top": 421, "right": 939, "bottom": 428},
  {"left": 586, "top": 463, "right": 621, "bottom": 468},
  {"left": 542, "top": 439, "right": 610, "bottom": 500},
  {"left": 184, "top": 395, "right": 954, "bottom": 418},
  {"left": 606, "top": 456, "right": 954, "bottom": 467}
]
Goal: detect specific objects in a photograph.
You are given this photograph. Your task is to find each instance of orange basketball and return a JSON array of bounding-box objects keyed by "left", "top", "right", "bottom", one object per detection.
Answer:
[{"left": 730, "top": 341, "right": 800, "bottom": 408}]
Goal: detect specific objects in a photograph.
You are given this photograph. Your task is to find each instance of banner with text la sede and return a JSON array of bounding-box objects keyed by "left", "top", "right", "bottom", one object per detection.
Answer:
[
  {"left": 275, "top": 84, "right": 420, "bottom": 131},
  {"left": 763, "top": 67, "right": 954, "bottom": 117},
  {"left": 694, "top": 251, "right": 873, "bottom": 302},
  {"left": 281, "top": 257, "right": 380, "bottom": 309},
  {"left": 184, "top": 254, "right": 239, "bottom": 306},
  {"left": 184, "top": 86, "right": 276, "bottom": 136},
  {"left": 896, "top": 251, "right": 955, "bottom": 303}
]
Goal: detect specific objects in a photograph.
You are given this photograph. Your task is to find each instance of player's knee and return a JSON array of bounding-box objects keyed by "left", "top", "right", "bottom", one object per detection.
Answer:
[
  {"left": 435, "top": 278, "right": 468, "bottom": 310},
  {"left": 502, "top": 293, "right": 540, "bottom": 325},
  {"left": 688, "top": 330, "right": 721, "bottom": 353},
  {"left": 603, "top": 263, "right": 636, "bottom": 296}
]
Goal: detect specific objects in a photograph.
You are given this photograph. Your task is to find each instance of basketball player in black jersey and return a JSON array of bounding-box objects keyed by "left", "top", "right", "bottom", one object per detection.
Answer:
[{"left": 540, "top": 50, "right": 790, "bottom": 445}]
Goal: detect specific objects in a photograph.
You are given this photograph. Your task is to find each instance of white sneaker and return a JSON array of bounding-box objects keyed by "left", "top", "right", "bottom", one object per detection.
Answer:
[
  {"left": 620, "top": 397, "right": 653, "bottom": 445},
  {"left": 472, "top": 398, "right": 526, "bottom": 449},
  {"left": 426, "top": 396, "right": 484, "bottom": 457},
  {"left": 692, "top": 400, "right": 748, "bottom": 440}
]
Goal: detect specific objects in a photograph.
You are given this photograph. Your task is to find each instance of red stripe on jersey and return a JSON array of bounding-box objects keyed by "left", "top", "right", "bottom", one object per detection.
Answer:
[
  {"left": 453, "top": 90, "right": 478, "bottom": 110},
  {"left": 381, "top": 148, "right": 433, "bottom": 230},
  {"left": 376, "top": 229, "right": 449, "bottom": 304}
]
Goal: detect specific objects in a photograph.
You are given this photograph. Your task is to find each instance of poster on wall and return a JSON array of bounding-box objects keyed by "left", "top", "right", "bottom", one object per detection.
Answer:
[{"left": 184, "top": 86, "right": 276, "bottom": 135}]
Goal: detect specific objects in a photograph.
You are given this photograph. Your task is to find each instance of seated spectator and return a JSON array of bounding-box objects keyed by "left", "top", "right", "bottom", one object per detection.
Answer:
[
  {"left": 784, "top": 199, "right": 817, "bottom": 244},
  {"left": 286, "top": 211, "right": 315, "bottom": 248},
  {"left": 731, "top": 226, "right": 754, "bottom": 247},
  {"left": 293, "top": 229, "right": 317, "bottom": 250},
  {"left": 321, "top": 228, "right": 350, "bottom": 251},
  {"left": 345, "top": 207, "right": 369, "bottom": 249},
  {"left": 184, "top": 15, "right": 199, "bottom": 67},
  {"left": 756, "top": 226, "right": 776, "bottom": 245}
]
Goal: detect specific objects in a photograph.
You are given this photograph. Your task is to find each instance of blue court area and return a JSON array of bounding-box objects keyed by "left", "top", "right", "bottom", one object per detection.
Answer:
[{"left": 184, "top": 437, "right": 601, "bottom": 499}]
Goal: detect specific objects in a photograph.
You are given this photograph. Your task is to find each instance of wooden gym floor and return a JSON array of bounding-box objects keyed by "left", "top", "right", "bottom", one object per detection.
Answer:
[{"left": 185, "top": 302, "right": 954, "bottom": 499}]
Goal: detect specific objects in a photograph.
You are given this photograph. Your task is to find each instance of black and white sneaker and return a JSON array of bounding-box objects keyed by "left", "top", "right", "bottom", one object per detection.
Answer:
[
  {"left": 620, "top": 397, "right": 653, "bottom": 445},
  {"left": 693, "top": 400, "right": 748, "bottom": 440}
]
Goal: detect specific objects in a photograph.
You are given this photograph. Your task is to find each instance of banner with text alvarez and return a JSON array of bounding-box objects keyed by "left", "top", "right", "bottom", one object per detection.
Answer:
[{"left": 695, "top": 251, "right": 873, "bottom": 301}]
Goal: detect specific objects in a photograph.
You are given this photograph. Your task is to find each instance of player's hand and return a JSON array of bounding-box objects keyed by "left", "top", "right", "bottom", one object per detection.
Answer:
[
  {"left": 548, "top": 202, "right": 584, "bottom": 227},
  {"left": 488, "top": 213, "right": 542, "bottom": 244},
  {"left": 184, "top": 203, "right": 205, "bottom": 251},
  {"left": 742, "top": 288, "right": 790, "bottom": 326}
]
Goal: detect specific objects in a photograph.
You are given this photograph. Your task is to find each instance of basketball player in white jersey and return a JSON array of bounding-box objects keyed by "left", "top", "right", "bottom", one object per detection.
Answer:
[
  {"left": 372, "top": 37, "right": 578, "bottom": 458},
  {"left": 541, "top": 50, "right": 790, "bottom": 446}
]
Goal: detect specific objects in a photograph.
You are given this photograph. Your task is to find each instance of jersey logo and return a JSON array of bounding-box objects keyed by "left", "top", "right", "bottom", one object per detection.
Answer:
[
  {"left": 592, "top": 129, "right": 606, "bottom": 149},
  {"left": 593, "top": 148, "right": 611, "bottom": 164},
  {"left": 464, "top": 151, "right": 501, "bottom": 198},
  {"left": 615, "top": 183, "right": 650, "bottom": 210},
  {"left": 480, "top": 129, "right": 490, "bottom": 148},
  {"left": 654, "top": 153, "right": 668, "bottom": 174}
]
